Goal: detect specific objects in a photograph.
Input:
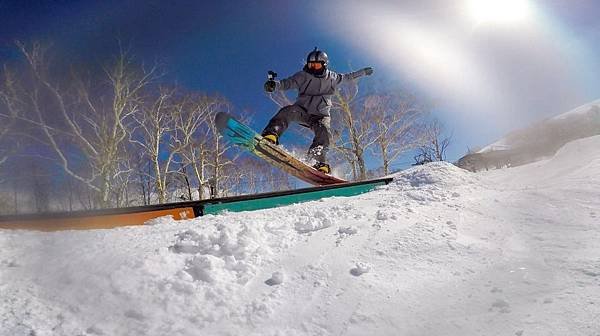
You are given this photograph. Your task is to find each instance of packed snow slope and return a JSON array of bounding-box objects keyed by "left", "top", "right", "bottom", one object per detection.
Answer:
[{"left": 2, "top": 136, "right": 600, "bottom": 336}]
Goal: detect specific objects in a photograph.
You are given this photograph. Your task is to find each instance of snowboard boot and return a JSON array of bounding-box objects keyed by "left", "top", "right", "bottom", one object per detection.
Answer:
[
  {"left": 262, "top": 133, "right": 279, "bottom": 145},
  {"left": 313, "top": 162, "right": 331, "bottom": 174}
]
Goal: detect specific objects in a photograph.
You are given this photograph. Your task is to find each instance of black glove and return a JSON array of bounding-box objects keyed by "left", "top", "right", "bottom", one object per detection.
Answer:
[
  {"left": 363, "top": 67, "right": 374, "bottom": 76},
  {"left": 264, "top": 80, "right": 276, "bottom": 92}
]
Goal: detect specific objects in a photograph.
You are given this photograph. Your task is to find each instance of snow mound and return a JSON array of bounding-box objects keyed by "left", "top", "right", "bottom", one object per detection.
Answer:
[
  {"left": 384, "top": 162, "right": 480, "bottom": 204},
  {"left": 390, "top": 162, "right": 479, "bottom": 189}
]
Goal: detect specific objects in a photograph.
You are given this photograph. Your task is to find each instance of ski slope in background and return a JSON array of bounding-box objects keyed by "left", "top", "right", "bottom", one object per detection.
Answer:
[
  {"left": 2, "top": 136, "right": 600, "bottom": 336},
  {"left": 479, "top": 100, "right": 600, "bottom": 153}
]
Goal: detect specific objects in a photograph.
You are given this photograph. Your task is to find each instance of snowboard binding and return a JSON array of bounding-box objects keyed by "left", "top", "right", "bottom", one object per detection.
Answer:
[
  {"left": 262, "top": 133, "right": 279, "bottom": 145},
  {"left": 313, "top": 162, "right": 331, "bottom": 174}
]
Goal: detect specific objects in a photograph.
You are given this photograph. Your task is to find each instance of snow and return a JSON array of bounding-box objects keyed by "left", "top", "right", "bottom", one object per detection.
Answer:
[
  {"left": 478, "top": 138, "right": 509, "bottom": 153},
  {"left": 551, "top": 99, "right": 600, "bottom": 121},
  {"left": 2, "top": 136, "right": 600, "bottom": 335},
  {"left": 265, "top": 271, "right": 284, "bottom": 286}
]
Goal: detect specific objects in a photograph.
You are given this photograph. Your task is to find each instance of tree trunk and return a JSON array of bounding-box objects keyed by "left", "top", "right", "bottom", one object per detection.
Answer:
[
  {"left": 183, "top": 173, "right": 193, "bottom": 201},
  {"left": 212, "top": 145, "right": 220, "bottom": 198},
  {"left": 380, "top": 142, "right": 390, "bottom": 175},
  {"left": 152, "top": 155, "right": 166, "bottom": 204},
  {"left": 100, "top": 173, "right": 110, "bottom": 208}
]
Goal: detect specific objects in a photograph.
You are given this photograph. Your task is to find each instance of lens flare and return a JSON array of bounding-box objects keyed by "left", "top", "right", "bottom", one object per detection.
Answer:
[
  {"left": 466, "top": 0, "right": 533, "bottom": 25},
  {"left": 323, "top": 0, "right": 599, "bottom": 147}
]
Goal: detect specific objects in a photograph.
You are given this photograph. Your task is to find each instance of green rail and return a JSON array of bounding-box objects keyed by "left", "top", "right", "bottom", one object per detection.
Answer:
[
  {"left": 202, "top": 179, "right": 389, "bottom": 215},
  {"left": 0, "top": 177, "right": 393, "bottom": 230}
]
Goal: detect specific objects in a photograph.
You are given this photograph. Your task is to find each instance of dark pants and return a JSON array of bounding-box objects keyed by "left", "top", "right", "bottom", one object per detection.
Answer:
[{"left": 262, "top": 104, "right": 331, "bottom": 163}]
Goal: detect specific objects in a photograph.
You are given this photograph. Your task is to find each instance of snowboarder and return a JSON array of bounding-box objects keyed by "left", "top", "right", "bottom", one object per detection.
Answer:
[{"left": 261, "top": 47, "right": 373, "bottom": 174}]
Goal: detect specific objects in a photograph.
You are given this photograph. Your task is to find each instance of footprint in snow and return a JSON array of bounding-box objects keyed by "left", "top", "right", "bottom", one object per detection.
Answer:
[
  {"left": 265, "top": 271, "right": 284, "bottom": 286},
  {"left": 490, "top": 299, "right": 511, "bottom": 313},
  {"left": 350, "top": 263, "right": 371, "bottom": 277}
]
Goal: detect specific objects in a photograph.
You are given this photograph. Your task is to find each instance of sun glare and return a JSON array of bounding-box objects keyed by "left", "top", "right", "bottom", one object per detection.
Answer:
[{"left": 466, "top": 0, "right": 532, "bottom": 25}]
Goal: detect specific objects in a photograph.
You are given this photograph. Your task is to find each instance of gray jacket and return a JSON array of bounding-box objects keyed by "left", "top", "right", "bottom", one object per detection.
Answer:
[{"left": 274, "top": 68, "right": 370, "bottom": 116}]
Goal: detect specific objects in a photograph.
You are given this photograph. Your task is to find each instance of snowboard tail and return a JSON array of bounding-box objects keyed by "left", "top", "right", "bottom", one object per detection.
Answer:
[{"left": 215, "top": 112, "right": 347, "bottom": 186}]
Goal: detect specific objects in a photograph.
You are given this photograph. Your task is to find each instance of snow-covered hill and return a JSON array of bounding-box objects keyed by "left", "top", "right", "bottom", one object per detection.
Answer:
[
  {"left": 2, "top": 136, "right": 600, "bottom": 336},
  {"left": 479, "top": 100, "right": 600, "bottom": 154},
  {"left": 458, "top": 100, "right": 600, "bottom": 172}
]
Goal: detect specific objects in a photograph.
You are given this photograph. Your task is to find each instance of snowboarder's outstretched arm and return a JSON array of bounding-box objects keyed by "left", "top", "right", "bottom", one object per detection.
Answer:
[
  {"left": 265, "top": 71, "right": 304, "bottom": 92},
  {"left": 336, "top": 67, "right": 374, "bottom": 84}
]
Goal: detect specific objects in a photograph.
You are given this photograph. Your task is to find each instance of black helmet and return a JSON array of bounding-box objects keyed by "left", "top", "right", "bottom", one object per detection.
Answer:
[
  {"left": 306, "top": 47, "right": 329, "bottom": 66},
  {"left": 305, "top": 47, "right": 328, "bottom": 76}
]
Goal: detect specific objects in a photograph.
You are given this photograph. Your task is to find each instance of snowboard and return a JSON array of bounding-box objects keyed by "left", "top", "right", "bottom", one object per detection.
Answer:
[{"left": 215, "top": 112, "right": 347, "bottom": 186}]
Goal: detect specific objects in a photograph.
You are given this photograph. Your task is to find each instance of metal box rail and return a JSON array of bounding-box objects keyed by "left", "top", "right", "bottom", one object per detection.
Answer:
[{"left": 0, "top": 177, "right": 392, "bottom": 231}]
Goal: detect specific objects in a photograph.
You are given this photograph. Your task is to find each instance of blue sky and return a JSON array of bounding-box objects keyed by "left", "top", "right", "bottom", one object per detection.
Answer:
[{"left": 1, "top": 0, "right": 599, "bottom": 168}]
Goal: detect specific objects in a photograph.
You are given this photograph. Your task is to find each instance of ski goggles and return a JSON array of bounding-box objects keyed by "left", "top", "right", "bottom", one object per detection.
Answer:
[{"left": 307, "top": 61, "right": 324, "bottom": 70}]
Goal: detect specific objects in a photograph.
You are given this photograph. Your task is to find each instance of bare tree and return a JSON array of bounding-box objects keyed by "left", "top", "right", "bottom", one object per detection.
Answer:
[
  {"left": 207, "top": 106, "right": 234, "bottom": 198},
  {"left": 206, "top": 107, "right": 258, "bottom": 198},
  {"left": 129, "top": 87, "right": 178, "bottom": 204},
  {"left": 111, "top": 146, "right": 136, "bottom": 207},
  {"left": 29, "top": 162, "right": 51, "bottom": 213},
  {"left": 173, "top": 164, "right": 194, "bottom": 201},
  {"left": 331, "top": 80, "right": 379, "bottom": 180},
  {"left": 171, "top": 93, "right": 223, "bottom": 200},
  {"left": 369, "top": 93, "right": 427, "bottom": 175},
  {"left": 0, "top": 65, "right": 24, "bottom": 169},
  {"left": 15, "top": 41, "right": 157, "bottom": 207},
  {"left": 414, "top": 118, "right": 452, "bottom": 165},
  {"left": 134, "top": 154, "right": 153, "bottom": 205}
]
